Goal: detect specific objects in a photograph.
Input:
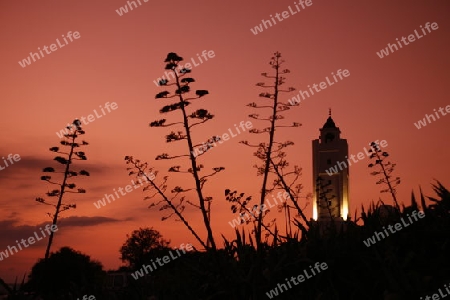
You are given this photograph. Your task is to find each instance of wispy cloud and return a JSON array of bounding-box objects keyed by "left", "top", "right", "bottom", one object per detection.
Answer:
[
  {"left": 57, "top": 215, "right": 133, "bottom": 227},
  {"left": 0, "top": 216, "right": 132, "bottom": 250}
]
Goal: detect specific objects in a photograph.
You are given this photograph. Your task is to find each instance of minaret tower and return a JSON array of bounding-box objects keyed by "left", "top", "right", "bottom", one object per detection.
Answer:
[{"left": 312, "top": 110, "right": 349, "bottom": 221}]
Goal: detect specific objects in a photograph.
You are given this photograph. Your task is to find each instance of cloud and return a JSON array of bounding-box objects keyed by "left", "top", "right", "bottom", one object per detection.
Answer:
[
  {"left": 0, "top": 216, "right": 133, "bottom": 249},
  {"left": 57, "top": 215, "right": 133, "bottom": 227},
  {"left": 0, "top": 219, "right": 50, "bottom": 250},
  {"left": 0, "top": 155, "right": 108, "bottom": 184}
]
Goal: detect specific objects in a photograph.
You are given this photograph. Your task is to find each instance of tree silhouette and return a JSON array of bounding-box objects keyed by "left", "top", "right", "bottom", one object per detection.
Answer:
[
  {"left": 36, "top": 119, "right": 90, "bottom": 261},
  {"left": 26, "top": 247, "right": 104, "bottom": 299},
  {"left": 120, "top": 227, "right": 171, "bottom": 269}
]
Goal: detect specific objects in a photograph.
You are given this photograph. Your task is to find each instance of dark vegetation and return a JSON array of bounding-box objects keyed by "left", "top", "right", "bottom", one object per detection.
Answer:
[{"left": 1, "top": 53, "right": 448, "bottom": 300}]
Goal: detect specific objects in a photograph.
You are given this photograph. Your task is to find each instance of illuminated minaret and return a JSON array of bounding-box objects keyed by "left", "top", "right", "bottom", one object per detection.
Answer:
[{"left": 312, "top": 110, "right": 349, "bottom": 221}]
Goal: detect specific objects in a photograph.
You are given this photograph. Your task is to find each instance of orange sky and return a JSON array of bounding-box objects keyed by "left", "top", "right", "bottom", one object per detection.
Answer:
[{"left": 1, "top": 0, "right": 449, "bottom": 282}]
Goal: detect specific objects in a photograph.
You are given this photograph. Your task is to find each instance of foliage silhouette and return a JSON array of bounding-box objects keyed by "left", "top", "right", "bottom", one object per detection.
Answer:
[
  {"left": 127, "top": 52, "right": 225, "bottom": 251},
  {"left": 368, "top": 141, "right": 401, "bottom": 210},
  {"left": 35, "top": 119, "right": 90, "bottom": 261},
  {"left": 240, "top": 52, "right": 309, "bottom": 249},
  {"left": 120, "top": 227, "right": 171, "bottom": 269},
  {"left": 124, "top": 156, "right": 208, "bottom": 249},
  {"left": 26, "top": 247, "right": 104, "bottom": 299}
]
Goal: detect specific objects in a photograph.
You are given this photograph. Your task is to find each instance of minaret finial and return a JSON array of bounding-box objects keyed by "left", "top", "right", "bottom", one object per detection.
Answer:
[{"left": 329, "top": 108, "right": 331, "bottom": 117}]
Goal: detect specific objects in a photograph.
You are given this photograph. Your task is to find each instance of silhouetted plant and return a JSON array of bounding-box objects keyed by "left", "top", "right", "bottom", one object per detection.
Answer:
[
  {"left": 315, "top": 176, "right": 336, "bottom": 220},
  {"left": 224, "top": 189, "right": 281, "bottom": 243},
  {"left": 120, "top": 227, "right": 171, "bottom": 269},
  {"left": 147, "top": 52, "right": 225, "bottom": 251},
  {"left": 26, "top": 247, "right": 104, "bottom": 299},
  {"left": 269, "top": 160, "right": 311, "bottom": 236},
  {"left": 368, "top": 141, "right": 401, "bottom": 210},
  {"left": 240, "top": 51, "right": 307, "bottom": 248},
  {"left": 426, "top": 180, "right": 450, "bottom": 216},
  {"left": 124, "top": 155, "right": 208, "bottom": 249},
  {"left": 36, "top": 119, "right": 90, "bottom": 261},
  {"left": 0, "top": 275, "right": 27, "bottom": 300}
]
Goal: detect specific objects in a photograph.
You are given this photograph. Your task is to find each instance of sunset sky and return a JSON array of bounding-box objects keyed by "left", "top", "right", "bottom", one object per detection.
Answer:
[{"left": 1, "top": 0, "right": 449, "bottom": 282}]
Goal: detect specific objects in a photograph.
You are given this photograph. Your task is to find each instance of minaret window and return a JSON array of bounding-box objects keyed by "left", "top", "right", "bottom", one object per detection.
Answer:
[{"left": 325, "top": 133, "right": 335, "bottom": 143}]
